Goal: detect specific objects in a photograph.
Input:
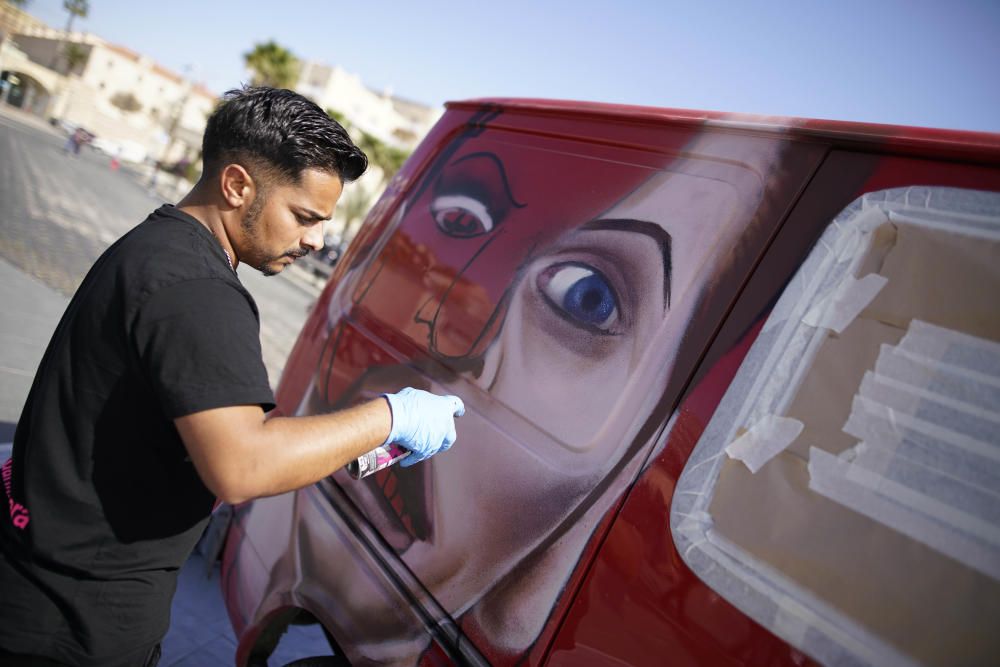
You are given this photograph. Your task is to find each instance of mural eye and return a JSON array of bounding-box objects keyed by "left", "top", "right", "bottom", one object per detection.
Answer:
[
  {"left": 537, "top": 263, "right": 621, "bottom": 333},
  {"left": 431, "top": 194, "right": 494, "bottom": 238}
]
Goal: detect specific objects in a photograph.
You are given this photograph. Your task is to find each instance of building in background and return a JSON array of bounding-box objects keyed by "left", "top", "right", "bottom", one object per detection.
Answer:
[
  {"left": 292, "top": 59, "right": 442, "bottom": 247},
  {"left": 0, "top": 1, "right": 50, "bottom": 110},
  {"left": 0, "top": 1, "right": 44, "bottom": 37},
  {"left": 2, "top": 25, "right": 214, "bottom": 166},
  {"left": 2, "top": 2, "right": 442, "bottom": 250},
  {"left": 295, "top": 59, "right": 441, "bottom": 152}
]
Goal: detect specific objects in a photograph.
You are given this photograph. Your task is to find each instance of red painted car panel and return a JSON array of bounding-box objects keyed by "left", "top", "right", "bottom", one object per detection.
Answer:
[
  {"left": 223, "top": 99, "right": 1000, "bottom": 666},
  {"left": 547, "top": 152, "right": 1000, "bottom": 666}
]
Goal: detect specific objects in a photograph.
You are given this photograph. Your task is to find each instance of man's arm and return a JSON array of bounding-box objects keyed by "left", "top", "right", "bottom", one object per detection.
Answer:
[
  {"left": 175, "top": 398, "right": 392, "bottom": 504},
  {"left": 133, "top": 281, "right": 465, "bottom": 501},
  {"left": 175, "top": 388, "right": 465, "bottom": 504}
]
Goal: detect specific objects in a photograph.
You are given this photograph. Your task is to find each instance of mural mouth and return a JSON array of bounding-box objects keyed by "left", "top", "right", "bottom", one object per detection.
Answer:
[
  {"left": 368, "top": 459, "right": 431, "bottom": 548},
  {"left": 305, "top": 317, "right": 451, "bottom": 554},
  {"left": 304, "top": 390, "right": 431, "bottom": 554}
]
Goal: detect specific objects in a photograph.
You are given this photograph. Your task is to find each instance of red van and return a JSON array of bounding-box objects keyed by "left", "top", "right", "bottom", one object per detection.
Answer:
[{"left": 220, "top": 99, "right": 1000, "bottom": 666}]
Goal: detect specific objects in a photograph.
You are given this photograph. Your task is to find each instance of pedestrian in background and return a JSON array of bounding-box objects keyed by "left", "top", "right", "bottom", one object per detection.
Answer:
[
  {"left": 0, "top": 86, "right": 464, "bottom": 667},
  {"left": 63, "top": 126, "right": 89, "bottom": 156}
]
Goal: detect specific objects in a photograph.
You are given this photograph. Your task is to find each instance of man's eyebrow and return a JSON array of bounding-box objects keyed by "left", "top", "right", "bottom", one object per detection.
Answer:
[
  {"left": 582, "top": 218, "right": 672, "bottom": 309},
  {"left": 294, "top": 207, "right": 330, "bottom": 222}
]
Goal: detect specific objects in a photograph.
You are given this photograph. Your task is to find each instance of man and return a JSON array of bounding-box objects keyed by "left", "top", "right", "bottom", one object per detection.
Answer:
[{"left": 0, "top": 87, "right": 463, "bottom": 666}]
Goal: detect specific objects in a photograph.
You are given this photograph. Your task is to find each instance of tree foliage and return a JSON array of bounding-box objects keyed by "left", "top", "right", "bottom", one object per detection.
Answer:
[
  {"left": 52, "top": 0, "right": 88, "bottom": 74},
  {"left": 339, "top": 187, "right": 373, "bottom": 226},
  {"left": 63, "top": 0, "right": 88, "bottom": 19},
  {"left": 62, "top": 42, "right": 88, "bottom": 74},
  {"left": 243, "top": 41, "right": 300, "bottom": 89},
  {"left": 357, "top": 131, "right": 409, "bottom": 179},
  {"left": 325, "top": 107, "right": 348, "bottom": 128},
  {"left": 327, "top": 107, "right": 410, "bottom": 180}
]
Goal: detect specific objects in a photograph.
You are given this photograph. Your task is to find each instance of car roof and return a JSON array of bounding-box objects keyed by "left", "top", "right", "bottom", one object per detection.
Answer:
[{"left": 449, "top": 97, "right": 1000, "bottom": 163}]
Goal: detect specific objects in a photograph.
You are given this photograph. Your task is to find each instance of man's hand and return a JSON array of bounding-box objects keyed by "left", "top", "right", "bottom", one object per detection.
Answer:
[{"left": 382, "top": 388, "right": 465, "bottom": 467}]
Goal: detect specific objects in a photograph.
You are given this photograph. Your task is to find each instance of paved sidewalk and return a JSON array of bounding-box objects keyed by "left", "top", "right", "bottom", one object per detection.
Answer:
[
  {"left": 0, "top": 258, "right": 330, "bottom": 664},
  {"left": 162, "top": 550, "right": 330, "bottom": 666},
  {"left": 0, "top": 258, "right": 68, "bottom": 426}
]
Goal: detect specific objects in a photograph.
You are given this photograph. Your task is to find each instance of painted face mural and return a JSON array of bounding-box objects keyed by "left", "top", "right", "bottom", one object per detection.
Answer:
[{"left": 295, "top": 111, "right": 789, "bottom": 663}]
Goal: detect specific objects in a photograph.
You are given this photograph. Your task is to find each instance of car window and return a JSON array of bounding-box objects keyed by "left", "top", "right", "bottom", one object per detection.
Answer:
[{"left": 671, "top": 186, "right": 1000, "bottom": 667}]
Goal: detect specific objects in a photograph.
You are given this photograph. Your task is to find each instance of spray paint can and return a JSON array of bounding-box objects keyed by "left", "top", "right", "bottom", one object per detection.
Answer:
[{"left": 346, "top": 442, "right": 411, "bottom": 479}]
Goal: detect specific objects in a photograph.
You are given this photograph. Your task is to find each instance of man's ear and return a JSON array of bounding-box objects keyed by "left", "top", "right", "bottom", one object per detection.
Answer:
[{"left": 219, "top": 163, "right": 256, "bottom": 211}]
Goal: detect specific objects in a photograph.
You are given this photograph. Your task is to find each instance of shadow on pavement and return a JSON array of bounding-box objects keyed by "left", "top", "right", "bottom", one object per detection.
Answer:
[{"left": 0, "top": 421, "right": 15, "bottom": 443}]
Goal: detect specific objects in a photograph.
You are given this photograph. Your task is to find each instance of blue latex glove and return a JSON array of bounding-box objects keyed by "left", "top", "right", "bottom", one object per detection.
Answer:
[{"left": 382, "top": 388, "right": 465, "bottom": 467}]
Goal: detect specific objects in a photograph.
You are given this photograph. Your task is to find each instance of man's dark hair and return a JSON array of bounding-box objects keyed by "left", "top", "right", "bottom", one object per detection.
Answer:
[{"left": 202, "top": 86, "right": 368, "bottom": 185}]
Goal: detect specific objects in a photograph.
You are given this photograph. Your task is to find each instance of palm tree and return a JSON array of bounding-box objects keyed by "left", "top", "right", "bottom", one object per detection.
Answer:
[
  {"left": 326, "top": 109, "right": 411, "bottom": 181},
  {"left": 243, "top": 41, "right": 300, "bottom": 89},
  {"left": 340, "top": 187, "right": 373, "bottom": 227},
  {"left": 326, "top": 107, "right": 349, "bottom": 128},
  {"left": 62, "top": 42, "right": 88, "bottom": 75},
  {"left": 50, "top": 0, "right": 88, "bottom": 73},
  {"left": 356, "top": 131, "right": 409, "bottom": 180},
  {"left": 62, "top": 0, "right": 88, "bottom": 26}
]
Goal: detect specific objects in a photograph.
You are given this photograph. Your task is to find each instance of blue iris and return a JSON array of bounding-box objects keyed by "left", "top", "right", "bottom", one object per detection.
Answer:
[{"left": 562, "top": 272, "right": 617, "bottom": 326}]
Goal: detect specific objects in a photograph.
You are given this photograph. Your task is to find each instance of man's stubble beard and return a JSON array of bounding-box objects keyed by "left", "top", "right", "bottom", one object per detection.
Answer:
[{"left": 241, "top": 191, "right": 281, "bottom": 276}]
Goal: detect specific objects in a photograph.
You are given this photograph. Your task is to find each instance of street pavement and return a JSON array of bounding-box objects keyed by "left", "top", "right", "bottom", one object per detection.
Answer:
[
  {"left": 0, "top": 257, "right": 67, "bottom": 427},
  {"left": 0, "top": 103, "right": 328, "bottom": 385},
  {"left": 0, "top": 104, "right": 333, "bottom": 665}
]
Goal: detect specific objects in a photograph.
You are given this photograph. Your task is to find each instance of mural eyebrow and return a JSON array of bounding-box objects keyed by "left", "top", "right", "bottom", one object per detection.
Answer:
[
  {"left": 449, "top": 151, "right": 527, "bottom": 209},
  {"left": 582, "top": 218, "right": 672, "bottom": 310}
]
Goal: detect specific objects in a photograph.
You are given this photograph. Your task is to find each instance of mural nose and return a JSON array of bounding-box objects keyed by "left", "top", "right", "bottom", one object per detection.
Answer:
[
  {"left": 471, "top": 332, "right": 503, "bottom": 389},
  {"left": 413, "top": 291, "right": 440, "bottom": 348}
]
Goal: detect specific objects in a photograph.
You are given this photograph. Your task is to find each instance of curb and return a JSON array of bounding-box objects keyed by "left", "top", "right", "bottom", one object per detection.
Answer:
[{"left": 0, "top": 103, "right": 61, "bottom": 136}]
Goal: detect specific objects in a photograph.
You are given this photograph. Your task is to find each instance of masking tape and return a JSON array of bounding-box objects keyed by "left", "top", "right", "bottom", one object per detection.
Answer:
[
  {"left": 899, "top": 320, "right": 1000, "bottom": 379},
  {"left": 725, "top": 415, "right": 804, "bottom": 474},
  {"left": 808, "top": 447, "right": 1000, "bottom": 581},
  {"left": 835, "top": 207, "right": 890, "bottom": 262},
  {"left": 891, "top": 344, "right": 1000, "bottom": 389},
  {"left": 841, "top": 451, "right": 1000, "bottom": 545},
  {"left": 773, "top": 596, "right": 812, "bottom": 648},
  {"left": 848, "top": 435, "right": 1000, "bottom": 530},
  {"left": 845, "top": 394, "right": 1000, "bottom": 465},
  {"left": 704, "top": 527, "right": 917, "bottom": 667},
  {"left": 887, "top": 209, "right": 1000, "bottom": 241},
  {"left": 874, "top": 344, "right": 1000, "bottom": 411},
  {"left": 801, "top": 273, "right": 888, "bottom": 334},
  {"left": 857, "top": 373, "right": 999, "bottom": 448},
  {"left": 863, "top": 370, "right": 1000, "bottom": 425},
  {"left": 839, "top": 332, "right": 1000, "bottom": 533},
  {"left": 672, "top": 190, "right": 1000, "bottom": 666},
  {"left": 845, "top": 412, "right": 1000, "bottom": 496}
]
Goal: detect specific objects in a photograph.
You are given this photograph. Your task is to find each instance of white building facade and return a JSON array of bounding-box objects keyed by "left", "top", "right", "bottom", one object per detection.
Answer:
[
  {"left": 295, "top": 60, "right": 441, "bottom": 151},
  {"left": 3, "top": 26, "right": 214, "bottom": 164}
]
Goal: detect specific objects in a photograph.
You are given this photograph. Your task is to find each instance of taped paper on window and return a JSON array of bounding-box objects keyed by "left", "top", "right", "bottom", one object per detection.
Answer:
[{"left": 725, "top": 415, "right": 804, "bottom": 473}]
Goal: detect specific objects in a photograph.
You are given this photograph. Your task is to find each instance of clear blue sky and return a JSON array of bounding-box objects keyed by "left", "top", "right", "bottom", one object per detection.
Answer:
[{"left": 23, "top": 0, "right": 1000, "bottom": 132}]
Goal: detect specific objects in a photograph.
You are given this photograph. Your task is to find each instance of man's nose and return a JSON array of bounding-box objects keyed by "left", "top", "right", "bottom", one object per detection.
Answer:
[{"left": 303, "top": 223, "right": 324, "bottom": 252}]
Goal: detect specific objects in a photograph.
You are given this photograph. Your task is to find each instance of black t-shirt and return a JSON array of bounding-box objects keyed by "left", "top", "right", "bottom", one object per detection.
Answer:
[{"left": 0, "top": 205, "right": 275, "bottom": 665}]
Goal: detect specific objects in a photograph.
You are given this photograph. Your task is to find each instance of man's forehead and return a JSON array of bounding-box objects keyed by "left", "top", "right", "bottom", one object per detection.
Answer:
[{"left": 284, "top": 169, "right": 343, "bottom": 216}]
